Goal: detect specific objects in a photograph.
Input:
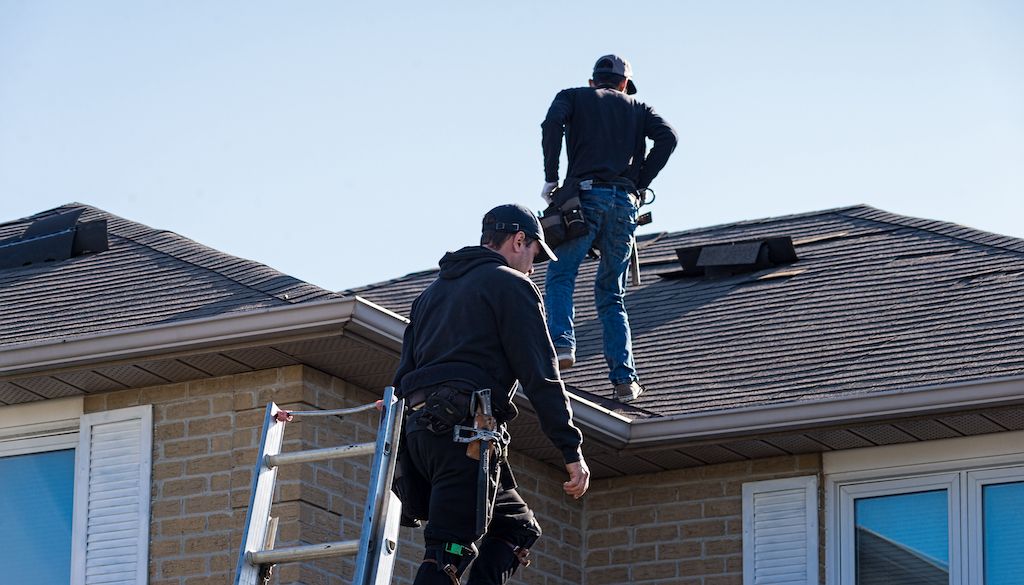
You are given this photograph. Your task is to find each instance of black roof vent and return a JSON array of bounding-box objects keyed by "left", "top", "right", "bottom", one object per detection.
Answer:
[
  {"left": 0, "top": 208, "right": 109, "bottom": 270},
  {"left": 674, "top": 236, "right": 798, "bottom": 277}
]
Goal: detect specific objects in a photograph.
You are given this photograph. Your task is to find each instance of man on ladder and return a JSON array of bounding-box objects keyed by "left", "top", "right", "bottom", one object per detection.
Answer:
[{"left": 393, "top": 203, "right": 591, "bottom": 585}]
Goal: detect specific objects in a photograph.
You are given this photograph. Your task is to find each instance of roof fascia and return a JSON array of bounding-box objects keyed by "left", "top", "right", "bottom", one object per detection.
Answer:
[
  {"left": 0, "top": 296, "right": 407, "bottom": 377},
  {"left": 519, "top": 377, "right": 1024, "bottom": 450},
  {"left": 622, "top": 376, "right": 1024, "bottom": 449}
]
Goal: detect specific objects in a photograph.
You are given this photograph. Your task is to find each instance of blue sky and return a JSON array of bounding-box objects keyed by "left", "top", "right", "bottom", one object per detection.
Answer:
[{"left": 2, "top": 1, "right": 1021, "bottom": 291}]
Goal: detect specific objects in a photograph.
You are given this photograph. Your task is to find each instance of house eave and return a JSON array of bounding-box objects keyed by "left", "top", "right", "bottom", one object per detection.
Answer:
[
  {"left": 0, "top": 296, "right": 408, "bottom": 378},
  {"left": 620, "top": 375, "right": 1024, "bottom": 448}
]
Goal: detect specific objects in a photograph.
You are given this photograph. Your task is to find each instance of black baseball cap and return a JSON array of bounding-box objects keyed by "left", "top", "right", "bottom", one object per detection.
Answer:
[
  {"left": 593, "top": 54, "right": 637, "bottom": 95},
  {"left": 482, "top": 203, "right": 558, "bottom": 263}
]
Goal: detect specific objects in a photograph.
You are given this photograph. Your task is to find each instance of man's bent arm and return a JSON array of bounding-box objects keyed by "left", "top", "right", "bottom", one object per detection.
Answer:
[
  {"left": 637, "top": 108, "right": 678, "bottom": 189},
  {"left": 493, "top": 277, "right": 583, "bottom": 463}
]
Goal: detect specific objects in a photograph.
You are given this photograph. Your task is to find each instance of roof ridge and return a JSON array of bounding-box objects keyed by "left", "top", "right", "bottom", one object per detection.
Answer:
[
  {"left": 639, "top": 203, "right": 872, "bottom": 241},
  {"left": 40, "top": 202, "right": 339, "bottom": 303},
  {"left": 839, "top": 207, "right": 1024, "bottom": 255},
  {"left": 344, "top": 267, "right": 440, "bottom": 295}
]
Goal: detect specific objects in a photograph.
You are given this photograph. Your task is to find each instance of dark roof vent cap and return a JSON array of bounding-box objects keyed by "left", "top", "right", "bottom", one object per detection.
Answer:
[
  {"left": 0, "top": 208, "right": 109, "bottom": 270},
  {"left": 675, "top": 236, "right": 797, "bottom": 277}
]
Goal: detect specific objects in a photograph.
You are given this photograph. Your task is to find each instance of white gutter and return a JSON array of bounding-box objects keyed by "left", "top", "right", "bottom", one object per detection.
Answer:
[
  {"left": 522, "top": 376, "right": 1024, "bottom": 451},
  {"left": 0, "top": 296, "right": 408, "bottom": 377},
  {"left": 621, "top": 375, "right": 1024, "bottom": 449}
]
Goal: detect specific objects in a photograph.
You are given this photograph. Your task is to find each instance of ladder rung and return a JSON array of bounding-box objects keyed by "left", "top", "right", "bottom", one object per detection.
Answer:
[
  {"left": 247, "top": 539, "right": 359, "bottom": 565},
  {"left": 265, "top": 442, "right": 376, "bottom": 468}
]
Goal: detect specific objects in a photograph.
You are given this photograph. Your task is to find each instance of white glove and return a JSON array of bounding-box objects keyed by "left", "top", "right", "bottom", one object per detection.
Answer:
[{"left": 541, "top": 181, "right": 558, "bottom": 205}]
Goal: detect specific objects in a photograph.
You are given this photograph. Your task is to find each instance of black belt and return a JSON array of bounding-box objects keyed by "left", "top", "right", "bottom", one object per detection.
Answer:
[{"left": 404, "top": 388, "right": 428, "bottom": 411}]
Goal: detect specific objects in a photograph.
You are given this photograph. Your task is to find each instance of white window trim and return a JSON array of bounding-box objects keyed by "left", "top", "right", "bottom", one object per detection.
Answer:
[
  {"left": 965, "top": 466, "right": 1024, "bottom": 585},
  {"left": 742, "top": 475, "right": 819, "bottom": 585},
  {"left": 825, "top": 430, "right": 1024, "bottom": 585},
  {"left": 0, "top": 396, "right": 82, "bottom": 456},
  {"left": 833, "top": 472, "right": 961, "bottom": 585}
]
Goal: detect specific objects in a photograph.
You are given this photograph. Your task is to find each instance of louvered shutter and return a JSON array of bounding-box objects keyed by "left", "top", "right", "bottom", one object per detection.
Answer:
[
  {"left": 742, "top": 475, "right": 818, "bottom": 585},
  {"left": 71, "top": 406, "right": 152, "bottom": 585}
]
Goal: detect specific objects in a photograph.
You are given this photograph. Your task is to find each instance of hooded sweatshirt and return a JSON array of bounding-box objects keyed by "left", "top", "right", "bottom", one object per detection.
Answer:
[{"left": 393, "top": 246, "right": 583, "bottom": 463}]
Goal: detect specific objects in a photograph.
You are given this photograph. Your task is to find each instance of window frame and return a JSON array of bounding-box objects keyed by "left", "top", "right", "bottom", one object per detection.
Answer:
[
  {"left": 0, "top": 396, "right": 82, "bottom": 456},
  {"left": 834, "top": 472, "right": 961, "bottom": 585},
  {"left": 825, "top": 431, "right": 1024, "bottom": 585},
  {"left": 0, "top": 398, "right": 82, "bottom": 584},
  {"left": 966, "top": 466, "right": 1024, "bottom": 585}
]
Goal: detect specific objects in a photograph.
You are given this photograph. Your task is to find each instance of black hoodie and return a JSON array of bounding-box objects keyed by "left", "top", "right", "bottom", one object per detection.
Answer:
[{"left": 393, "top": 246, "right": 583, "bottom": 463}]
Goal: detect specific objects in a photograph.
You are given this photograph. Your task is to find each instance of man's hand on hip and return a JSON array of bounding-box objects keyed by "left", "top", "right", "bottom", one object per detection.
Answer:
[
  {"left": 563, "top": 458, "right": 591, "bottom": 499},
  {"left": 541, "top": 181, "right": 558, "bottom": 205}
]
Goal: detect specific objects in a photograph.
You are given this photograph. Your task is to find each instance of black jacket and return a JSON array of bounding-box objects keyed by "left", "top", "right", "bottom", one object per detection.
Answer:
[
  {"left": 542, "top": 86, "right": 677, "bottom": 190},
  {"left": 393, "top": 246, "right": 583, "bottom": 463}
]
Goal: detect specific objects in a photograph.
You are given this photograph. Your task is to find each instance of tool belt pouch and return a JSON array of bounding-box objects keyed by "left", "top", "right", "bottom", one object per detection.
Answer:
[
  {"left": 540, "top": 206, "right": 567, "bottom": 249},
  {"left": 541, "top": 178, "right": 587, "bottom": 248},
  {"left": 422, "top": 388, "right": 471, "bottom": 435},
  {"left": 559, "top": 195, "right": 588, "bottom": 240}
]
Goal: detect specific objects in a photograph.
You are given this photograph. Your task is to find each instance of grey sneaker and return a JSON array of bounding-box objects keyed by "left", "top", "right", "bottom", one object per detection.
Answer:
[
  {"left": 614, "top": 381, "right": 644, "bottom": 402},
  {"left": 555, "top": 347, "right": 575, "bottom": 370}
]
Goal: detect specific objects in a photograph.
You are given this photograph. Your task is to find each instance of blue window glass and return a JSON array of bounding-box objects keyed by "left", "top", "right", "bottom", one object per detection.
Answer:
[
  {"left": 983, "top": 481, "right": 1024, "bottom": 585},
  {"left": 0, "top": 449, "right": 76, "bottom": 585},
  {"left": 855, "top": 489, "right": 949, "bottom": 585}
]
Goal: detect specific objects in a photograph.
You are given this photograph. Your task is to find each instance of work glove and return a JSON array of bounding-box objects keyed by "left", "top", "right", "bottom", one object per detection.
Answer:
[{"left": 541, "top": 181, "right": 558, "bottom": 205}]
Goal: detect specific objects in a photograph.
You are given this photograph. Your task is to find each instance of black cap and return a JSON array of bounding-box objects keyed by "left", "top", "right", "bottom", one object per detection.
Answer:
[{"left": 482, "top": 203, "right": 558, "bottom": 263}]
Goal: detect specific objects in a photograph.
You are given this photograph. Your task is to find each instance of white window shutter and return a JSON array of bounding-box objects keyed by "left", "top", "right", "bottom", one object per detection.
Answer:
[
  {"left": 71, "top": 405, "right": 152, "bottom": 585},
  {"left": 742, "top": 475, "right": 818, "bottom": 585}
]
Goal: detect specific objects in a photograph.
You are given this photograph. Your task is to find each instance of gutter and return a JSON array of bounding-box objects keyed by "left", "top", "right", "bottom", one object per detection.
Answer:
[
  {"left": 0, "top": 296, "right": 408, "bottom": 378},
  {"left": 522, "top": 376, "right": 1024, "bottom": 451},
  {"left": 619, "top": 375, "right": 1024, "bottom": 449}
]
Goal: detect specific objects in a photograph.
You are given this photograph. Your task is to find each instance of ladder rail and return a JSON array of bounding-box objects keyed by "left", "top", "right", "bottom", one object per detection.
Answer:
[
  {"left": 233, "top": 388, "right": 405, "bottom": 585},
  {"left": 233, "top": 402, "right": 289, "bottom": 585},
  {"left": 353, "top": 386, "right": 405, "bottom": 585}
]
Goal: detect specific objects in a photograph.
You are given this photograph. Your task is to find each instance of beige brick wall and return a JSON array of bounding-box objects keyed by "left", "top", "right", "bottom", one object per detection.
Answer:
[
  {"left": 583, "top": 455, "right": 822, "bottom": 585},
  {"left": 85, "top": 365, "right": 319, "bottom": 585},
  {"left": 84, "top": 365, "right": 823, "bottom": 585},
  {"left": 84, "top": 365, "right": 589, "bottom": 585}
]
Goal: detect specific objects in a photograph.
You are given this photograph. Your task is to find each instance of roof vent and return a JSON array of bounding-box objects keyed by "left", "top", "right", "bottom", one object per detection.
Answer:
[
  {"left": 674, "top": 236, "right": 797, "bottom": 277},
  {"left": 0, "top": 208, "right": 108, "bottom": 270}
]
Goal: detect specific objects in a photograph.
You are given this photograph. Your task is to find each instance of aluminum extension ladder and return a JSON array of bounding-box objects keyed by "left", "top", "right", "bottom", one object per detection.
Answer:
[{"left": 233, "top": 386, "right": 405, "bottom": 585}]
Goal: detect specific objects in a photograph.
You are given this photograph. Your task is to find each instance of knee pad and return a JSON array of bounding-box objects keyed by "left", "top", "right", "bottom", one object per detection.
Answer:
[
  {"left": 503, "top": 511, "right": 541, "bottom": 550},
  {"left": 469, "top": 535, "right": 535, "bottom": 585}
]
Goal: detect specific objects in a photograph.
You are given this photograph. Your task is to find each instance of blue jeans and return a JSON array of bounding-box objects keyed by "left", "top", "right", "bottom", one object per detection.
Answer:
[{"left": 544, "top": 186, "right": 639, "bottom": 385}]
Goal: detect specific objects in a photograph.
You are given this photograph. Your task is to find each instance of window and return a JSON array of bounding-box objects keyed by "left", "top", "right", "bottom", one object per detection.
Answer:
[
  {"left": 0, "top": 398, "right": 81, "bottom": 585},
  {"left": 826, "top": 432, "right": 1024, "bottom": 585},
  {"left": 967, "top": 467, "right": 1024, "bottom": 585},
  {"left": 0, "top": 400, "right": 152, "bottom": 585}
]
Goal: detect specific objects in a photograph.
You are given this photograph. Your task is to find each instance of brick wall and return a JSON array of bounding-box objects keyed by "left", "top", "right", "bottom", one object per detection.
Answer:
[
  {"left": 83, "top": 365, "right": 588, "bottom": 585},
  {"left": 84, "top": 366, "right": 823, "bottom": 585},
  {"left": 583, "top": 455, "right": 823, "bottom": 585},
  {"left": 85, "top": 365, "right": 317, "bottom": 585}
]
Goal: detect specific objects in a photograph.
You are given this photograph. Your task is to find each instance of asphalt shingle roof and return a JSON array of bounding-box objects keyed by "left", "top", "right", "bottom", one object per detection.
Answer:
[
  {"left": 347, "top": 205, "right": 1024, "bottom": 417},
  {"left": 1, "top": 203, "right": 340, "bottom": 347}
]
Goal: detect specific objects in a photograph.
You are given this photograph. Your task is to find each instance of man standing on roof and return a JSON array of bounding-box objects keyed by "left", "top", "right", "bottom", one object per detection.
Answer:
[
  {"left": 541, "top": 54, "right": 678, "bottom": 402},
  {"left": 393, "top": 203, "right": 590, "bottom": 585}
]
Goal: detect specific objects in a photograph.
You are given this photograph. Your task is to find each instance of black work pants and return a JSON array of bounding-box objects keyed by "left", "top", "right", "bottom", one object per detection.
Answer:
[{"left": 401, "top": 410, "right": 541, "bottom": 583}]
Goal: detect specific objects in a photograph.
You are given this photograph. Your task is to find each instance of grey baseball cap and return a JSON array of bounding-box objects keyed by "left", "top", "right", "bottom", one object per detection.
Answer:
[
  {"left": 593, "top": 54, "right": 637, "bottom": 95},
  {"left": 482, "top": 203, "right": 558, "bottom": 263}
]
